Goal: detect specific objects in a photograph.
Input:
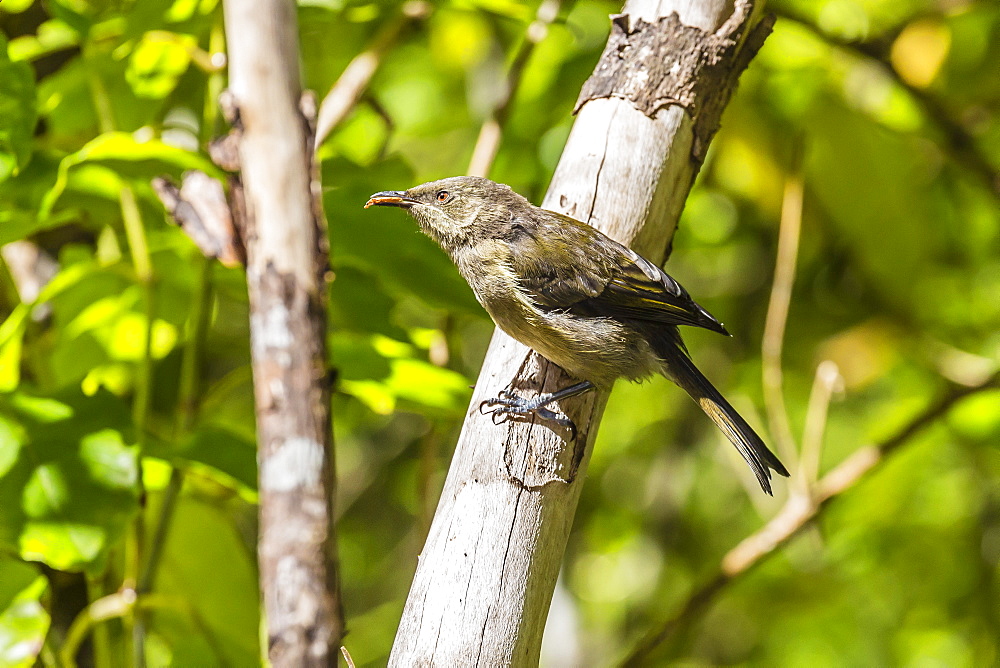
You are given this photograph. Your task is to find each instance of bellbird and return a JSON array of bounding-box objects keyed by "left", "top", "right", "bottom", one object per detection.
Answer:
[{"left": 365, "top": 176, "right": 788, "bottom": 494}]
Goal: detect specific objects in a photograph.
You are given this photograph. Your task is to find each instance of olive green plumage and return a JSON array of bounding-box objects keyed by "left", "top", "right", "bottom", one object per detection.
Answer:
[{"left": 366, "top": 176, "right": 788, "bottom": 494}]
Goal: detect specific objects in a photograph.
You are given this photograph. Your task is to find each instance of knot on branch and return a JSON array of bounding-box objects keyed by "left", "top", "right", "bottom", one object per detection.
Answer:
[{"left": 575, "top": 1, "right": 774, "bottom": 161}]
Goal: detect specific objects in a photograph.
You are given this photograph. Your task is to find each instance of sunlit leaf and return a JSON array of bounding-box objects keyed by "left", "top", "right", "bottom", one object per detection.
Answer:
[
  {"left": 0, "top": 0, "right": 36, "bottom": 13},
  {"left": 126, "top": 31, "right": 195, "bottom": 99},
  {"left": 0, "top": 306, "right": 28, "bottom": 392},
  {"left": 0, "top": 390, "right": 138, "bottom": 574},
  {"left": 7, "top": 19, "right": 80, "bottom": 63},
  {"left": 331, "top": 332, "right": 470, "bottom": 415},
  {"left": 0, "top": 557, "right": 49, "bottom": 668},
  {"left": 40, "top": 131, "right": 220, "bottom": 217}
]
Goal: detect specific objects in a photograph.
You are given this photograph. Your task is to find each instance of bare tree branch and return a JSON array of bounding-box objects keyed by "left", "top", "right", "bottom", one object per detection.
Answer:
[
  {"left": 761, "top": 159, "right": 804, "bottom": 465},
  {"left": 796, "top": 360, "right": 842, "bottom": 491},
  {"left": 222, "top": 0, "right": 344, "bottom": 664},
  {"left": 619, "top": 372, "right": 1000, "bottom": 665},
  {"left": 390, "top": 1, "right": 774, "bottom": 664}
]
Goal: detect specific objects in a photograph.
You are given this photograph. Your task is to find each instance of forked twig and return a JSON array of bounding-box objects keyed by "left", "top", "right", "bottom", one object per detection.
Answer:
[{"left": 618, "top": 372, "right": 999, "bottom": 665}]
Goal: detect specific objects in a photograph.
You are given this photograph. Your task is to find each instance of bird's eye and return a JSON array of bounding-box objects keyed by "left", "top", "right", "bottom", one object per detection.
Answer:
[{"left": 436, "top": 190, "right": 450, "bottom": 203}]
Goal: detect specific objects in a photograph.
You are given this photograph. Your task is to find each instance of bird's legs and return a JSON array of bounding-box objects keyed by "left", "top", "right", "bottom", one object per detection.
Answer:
[{"left": 480, "top": 380, "right": 595, "bottom": 438}]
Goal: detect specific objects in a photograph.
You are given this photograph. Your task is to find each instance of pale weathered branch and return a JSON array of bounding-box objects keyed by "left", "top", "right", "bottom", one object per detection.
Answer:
[
  {"left": 619, "top": 372, "right": 999, "bottom": 665},
  {"left": 222, "top": 0, "right": 343, "bottom": 664},
  {"left": 761, "top": 164, "right": 804, "bottom": 465},
  {"left": 390, "top": 1, "right": 773, "bottom": 664},
  {"left": 796, "top": 360, "right": 842, "bottom": 492}
]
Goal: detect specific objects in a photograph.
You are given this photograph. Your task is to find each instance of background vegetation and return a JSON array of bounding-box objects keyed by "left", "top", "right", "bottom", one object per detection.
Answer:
[{"left": 0, "top": 0, "right": 998, "bottom": 665}]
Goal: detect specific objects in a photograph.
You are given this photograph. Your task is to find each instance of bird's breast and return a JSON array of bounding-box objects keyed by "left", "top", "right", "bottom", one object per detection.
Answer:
[{"left": 453, "top": 245, "right": 656, "bottom": 386}]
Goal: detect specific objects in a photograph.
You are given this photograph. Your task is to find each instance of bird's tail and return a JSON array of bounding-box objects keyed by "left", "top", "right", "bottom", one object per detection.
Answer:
[{"left": 663, "top": 343, "right": 789, "bottom": 495}]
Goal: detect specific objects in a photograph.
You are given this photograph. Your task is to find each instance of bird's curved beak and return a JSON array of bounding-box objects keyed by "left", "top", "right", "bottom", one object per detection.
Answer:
[{"left": 364, "top": 191, "right": 419, "bottom": 209}]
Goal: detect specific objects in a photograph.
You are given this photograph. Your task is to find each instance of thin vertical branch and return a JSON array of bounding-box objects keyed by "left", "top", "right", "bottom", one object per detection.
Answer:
[
  {"left": 90, "top": 45, "right": 159, "bottom": 661},
  {"left": 761, "top": 162, "right": 804, "bottom": 466},
  {"left": 223, "top": 0, "right": 344, "bottom": 663},
  {"left": 119, "top": 180, "right": 157, "bottom": 668},
  {"left": 138, "top": 258, "right": 214, "bottom": 599},
  {"left": 796, "top": 360, "right": 841, "bottom": 493},
  {"left": 314, "top": 1, "right": 430, "bottom": 149},
  {"left": 467, "top": 0, "right": 562, "bottom": 177},
  {"left": 83, "top": 577, "right": 111, "bottom": 668},
  {"left": 202, "top": 18, "right": 227, "bottom": 145},
  {"left": 139, "top": 18, "right": 227, "bottom": 605}
]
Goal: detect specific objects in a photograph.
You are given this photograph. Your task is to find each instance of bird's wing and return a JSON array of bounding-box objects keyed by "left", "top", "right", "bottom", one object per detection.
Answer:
[{"left": 509, "top": 210, "right": 729, "bottom": 334}]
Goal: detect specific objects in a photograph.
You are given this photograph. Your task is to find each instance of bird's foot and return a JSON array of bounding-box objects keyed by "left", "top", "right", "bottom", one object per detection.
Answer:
[{"left": 479, "top": 389, "right": 578, "bottom": 440}]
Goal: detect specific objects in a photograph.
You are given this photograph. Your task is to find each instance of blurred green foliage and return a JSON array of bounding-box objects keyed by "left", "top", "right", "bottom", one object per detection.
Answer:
[{"left": 0, "top": 0, "right": 998, "bottom": 665}]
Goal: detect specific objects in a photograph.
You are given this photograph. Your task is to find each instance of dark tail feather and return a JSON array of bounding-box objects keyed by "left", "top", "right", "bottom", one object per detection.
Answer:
[{"left": 665, "top": 344, "right": 789, "bottom": 495}]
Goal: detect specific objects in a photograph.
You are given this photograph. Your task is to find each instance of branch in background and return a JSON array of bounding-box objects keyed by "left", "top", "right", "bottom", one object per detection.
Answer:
[
  {"left": 618, "top": 372, "right": 999, "bottom": 665},
  {"left": 761, "top": 162, "right": 804, "bottom": 466},
  {"left": 796, "top": 360, "right": 842, "bottom": 491},
  {"left": 135, "top": 22, "right": 227, "bottom": 651},
  {"left": 1, "top": 241, "right": 58, "bottom": 320},
  {"left": 60, "top": 591, "right": 225, "bottom": 668},
  {"left": 776, "top": 10, "right": 1000, "bottom": 196},
  {"left": 314, "top": 1, "right": 430, "bottom": 149},
  {"left": 467, "top": 0, "right": 562, "bottom": 177},
  {"left": 223, "top": 0, "right": 344, "bottom": 662},
  {"left": 136, "top": 256, "right": 214, "bottom": 609}
]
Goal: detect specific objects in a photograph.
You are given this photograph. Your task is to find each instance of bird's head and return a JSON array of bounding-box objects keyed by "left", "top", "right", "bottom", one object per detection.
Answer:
[{"left": 365, "top": 176, "right": 527, "bottom": 252}]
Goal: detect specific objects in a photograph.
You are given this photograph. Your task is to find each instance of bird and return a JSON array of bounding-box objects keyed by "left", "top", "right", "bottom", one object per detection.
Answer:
[{"left": 365, "top": 176, "right": 788, "bottom": 494}]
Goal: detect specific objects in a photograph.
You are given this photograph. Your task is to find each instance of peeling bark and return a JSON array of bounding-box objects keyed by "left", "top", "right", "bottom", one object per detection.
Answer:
[
  {"left": 576, "top": 4, "right": 774, "bottom": 162},
  {"left": 153, "top": 171, "right": 245, "bottom": 267}
]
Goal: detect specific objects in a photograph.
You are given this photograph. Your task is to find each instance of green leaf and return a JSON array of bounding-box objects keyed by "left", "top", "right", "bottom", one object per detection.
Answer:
[
  {"left": 331, "top": 332, "right": 471, "bottom": 415},
  {"left": 45, "top": 0, "right": 93, "bottom": 35},
  {"left": 0, "top": 305, "right": 29, "bottom": 392},
  {"left": 175, "top": 427, "right": 257, "bottom": 493},
  {"left": 0, "top": 0, "right": 37, "bottom": 13},
  {"left": 0, "top": 389, "right": 139, "bottom": 574},
  {"left": 148, "top": 496, "right": 260, "bottom": 665},
  {"left": 40, "top": 132, "right": 221, "bottom": 218},
  {"left": 126, "top": 31, "right": 195, "bottom": 99},
  {"left": 0, "top": 34, "right": 37, "bottom": 183},
  {"left": 329, "top": 264, "right": 408, "bottom": 339},
  {"left": 7, "top": 19, "right": 81, "bottom": 63},
  {"left": 0, "top": 152, "right": 87, "bottom": 245},
  {"left": 0, "top": 557, "right": 49, "bottom": 668}
]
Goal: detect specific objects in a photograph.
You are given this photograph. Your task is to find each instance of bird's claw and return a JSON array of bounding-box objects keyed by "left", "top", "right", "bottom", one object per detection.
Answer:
[
  {"left": 479, "top": 391, "right": 578, "bottom": 440},
  {"left": 478, "top": 389, "right": 518, "bottom": 415}
]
